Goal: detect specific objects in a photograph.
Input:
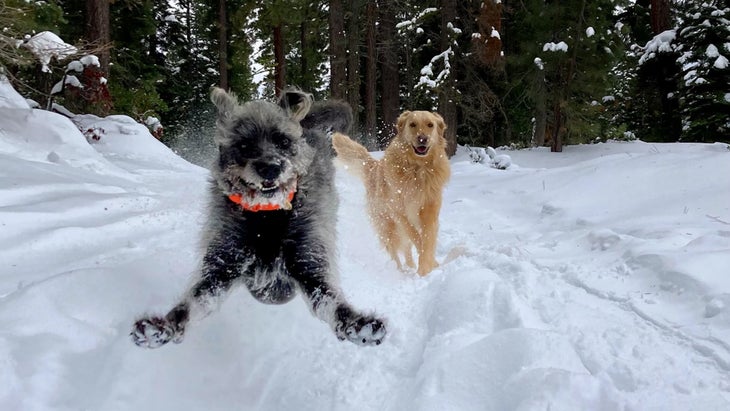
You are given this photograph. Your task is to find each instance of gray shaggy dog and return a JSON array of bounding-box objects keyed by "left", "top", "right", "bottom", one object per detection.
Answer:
[{"left": 131, "top": 88, "right": 387, "bottom": 348}]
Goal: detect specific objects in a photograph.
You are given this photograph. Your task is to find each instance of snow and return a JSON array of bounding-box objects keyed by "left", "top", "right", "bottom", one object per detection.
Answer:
[
  {"left": 639, "top": 29, "right": 677, "bottom": 65},
  {"left": 2, "top": 78, "right": 730, "bottom": 410},
  {"left": 707, "top": 44, "right": 721, "bottom": 59},
  {"left": 20, "top": 31, "right": 78, "bottom": 73},
  {"left": 65, "top": 61, "right": 84, "bottom": 73},
  {"left": 50, "top": 75, "right": 82, "bottom": 95},
  {"left": 714, "top": 55, "right": 729, "bottom": 69},
  {"left": 79, "top": 55, "right": 100, "bottom": 67},
  {"left": 418, "top": 48, "right": 452, "bottom": 90},
  {"left": 586, "top": 27, "right": 596, "bottom": 38},
  {"left": 534, "top": 57, "right": 544, "bottom": 70},
  {"left": 543, "top": 41, "right": 569, "bottom": 52},
  {"left": 447, "top": 22, "right": 462, "bottom": 35}
]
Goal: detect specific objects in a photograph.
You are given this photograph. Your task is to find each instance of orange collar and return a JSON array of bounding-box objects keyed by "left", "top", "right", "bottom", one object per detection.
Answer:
[{"left": 228, "top": 188, "right": 296, "bottom": 212}]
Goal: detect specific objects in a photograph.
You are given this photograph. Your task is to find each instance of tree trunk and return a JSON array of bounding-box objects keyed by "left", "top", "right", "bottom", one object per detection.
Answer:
[
  {"left": 218, "top": 0, "right": 228, "bottom": 90},
  {"left": 377, "top": 0, "right": 399, "bottom": 148},
  {"left": 533, "top": 69, "right": 547, "bottom": 147},
  {"left": 551, "top": 99, "right": 563, "bottom": 152},
  {"left": 273, "top": 25, "right": 286, "bottom": 95},
  {"left": 650, "top": 0, "right": 671, "bottom": 33},
  {"left": 476, "top": 0, "right": 503, "bottom": 67},
  {"left": 439, "top": 0, "right": 458, "bottom": 157},
  {"left": 346, "top": 0, "right": 362, "bottom": 131},
  {"left": 300, "top": 20, "right": 308, "bottom": 87},
  {"left": 551, "top": 0, "right": 587, "bottom": 152},
  {"left": 649, "top": 0, "right": 679, "bottom": 142},
  {"left": 329, "top": 0, "right": 347, "bottom": 99},
  {"left": 85, "top": 0, "right": 110, "bottom": 73},
  {"left": 364, "top": 0, "right": 377, "bottom": 143}
]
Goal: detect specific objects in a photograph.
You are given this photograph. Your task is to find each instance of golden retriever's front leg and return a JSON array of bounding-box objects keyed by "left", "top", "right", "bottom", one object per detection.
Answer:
[
  {"left": 394, "top": 214, "right": 422, "bottom": 270},
  {"left": 375, "top": 216, "right": 407, "bottom": 271},
  {"left": 416, "top": 200, "right": 442, "bottom": 276}
]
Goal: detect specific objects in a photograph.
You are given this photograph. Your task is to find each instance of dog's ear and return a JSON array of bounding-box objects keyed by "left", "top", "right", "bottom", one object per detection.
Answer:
[
  {"left": 278, "top": 89, "right": 313, "bottom": 122},
  {"left": 210, "top": 87, "right": 238, "bottom": 121},
  {"left": 432, "top": 112, "right": 447, "bottom": 136},
  {"left": 396, "top": 111, "right": 412, "bottom": 134}
]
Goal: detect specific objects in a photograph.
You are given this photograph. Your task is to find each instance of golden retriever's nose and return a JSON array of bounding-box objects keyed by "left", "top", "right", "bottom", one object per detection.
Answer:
[{"left": 417, "top": 135, "right": 428, "bottom": 145}]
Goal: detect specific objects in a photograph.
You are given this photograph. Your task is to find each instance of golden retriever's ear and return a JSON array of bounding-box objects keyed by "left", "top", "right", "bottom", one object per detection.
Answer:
[
  {"left": 432, "top": 112, "right": 447, "bottom": 135},
  {"left": 396, "top": 111, "right": 412, "bottom": 133}
]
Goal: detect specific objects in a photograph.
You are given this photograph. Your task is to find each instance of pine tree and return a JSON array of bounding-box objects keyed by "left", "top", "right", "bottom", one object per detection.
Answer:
[
  {"left": 107, "top": 0, "right": 167, "bottom": 120},
  {"left": 675, "top": 0, "right": 730, "bottom": 142}
]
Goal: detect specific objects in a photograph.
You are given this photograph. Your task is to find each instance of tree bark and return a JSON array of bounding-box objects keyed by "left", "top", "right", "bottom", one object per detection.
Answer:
[
  {"left": 329, "top": 0, "right": 347, "bottom": 99},
  {"left": 439, "top": 0, "right": 458, "bottom": 157},
  {"left": 551, "top": 0, "right": 587, "bottom": 152},
  {"left": 533, "top": 68, "right": 547, "bottom": 147},
  {"left": 218, "top": 0, "right": 228, "bottom": 90},
  {"left": 364, "top": 0, "right": 377, "bottom": 142},
  {"left": 346, "top": 0, "right": 362, "bottom": 131},
  {"left": 273, "top": 25, "right": 286, "bottom": 95},
  {"left": 476, "top": 0, "right": 503, "bottom": 67},
  {"left": 377, "top": 0, "right": 399, "bottom": 148},
  {"left": 650, "top": 0, "right": 671, "bottom": 34},
  {"left": 85, "top": 0, "right": 110, "bottom": 73},
  {"left": 300, "top": 20, "right": 308, "bottom": 86},
  {"left": 649, "top": 0, "right": 679, "bottom": 142}
]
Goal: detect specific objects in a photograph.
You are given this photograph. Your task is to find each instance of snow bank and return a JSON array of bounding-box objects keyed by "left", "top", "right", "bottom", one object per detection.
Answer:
[{"left": 1, "top": 76, "right": 729, "bottom": 410}]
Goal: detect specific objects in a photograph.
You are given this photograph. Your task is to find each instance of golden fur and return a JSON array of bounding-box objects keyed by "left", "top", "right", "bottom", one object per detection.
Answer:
[{"left": 332, "top": 111, "right": 450, "bottom": 276}]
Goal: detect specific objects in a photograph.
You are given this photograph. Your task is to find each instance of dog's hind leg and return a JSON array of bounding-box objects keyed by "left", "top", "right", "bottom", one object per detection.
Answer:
[
  {"left": 284, "top": 236, "right": 387, "bottom": 346},
  {"left": 131, "top": 239, "right": 248, "bottom": 348}
]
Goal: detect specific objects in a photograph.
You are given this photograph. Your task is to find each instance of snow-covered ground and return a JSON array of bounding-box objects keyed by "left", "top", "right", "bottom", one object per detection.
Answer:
[{"left": 1, "top": 78, "right": 729, "bottom": 410}]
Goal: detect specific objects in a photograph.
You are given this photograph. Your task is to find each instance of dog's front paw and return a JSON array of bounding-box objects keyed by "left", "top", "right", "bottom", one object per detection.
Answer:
[
  {"left": 334, "top": 305, "right": 387, "bottom": 346},
  {"left": 131, "top": 316, "right": 182, "bottom": 348}
]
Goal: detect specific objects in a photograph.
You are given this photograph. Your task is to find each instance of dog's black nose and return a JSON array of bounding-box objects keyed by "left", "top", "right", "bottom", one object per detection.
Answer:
[
  {"left": 417, "top": 135, "right": 428, "bottom": 145},
  {"left": 254, "top": 161, "right": 282, "bottom": 180}
]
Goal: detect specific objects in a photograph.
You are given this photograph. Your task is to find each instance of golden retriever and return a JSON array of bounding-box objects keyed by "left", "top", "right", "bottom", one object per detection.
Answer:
[{"left": 332, "top": 111, "right": 450, "bottom": 276}]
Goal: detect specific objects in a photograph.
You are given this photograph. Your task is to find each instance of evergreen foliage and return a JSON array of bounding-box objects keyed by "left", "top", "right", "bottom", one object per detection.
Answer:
[
  {"left": 675, "top": 0, "right": 730, "bottom": 142},
  {"left": 3, "top": 0, "right": 728, "bottom": 153}
]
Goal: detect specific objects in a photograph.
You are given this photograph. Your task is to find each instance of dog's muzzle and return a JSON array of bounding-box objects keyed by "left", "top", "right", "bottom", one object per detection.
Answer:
[
  {"left": 229, "top": 178, "right": 298, "bottom": 212},
  {"left": 413, "top": 135, "right": 430, "bottom": 156},
  {"left": 254, "top": 161, "right": 283, "bottom": 181}
]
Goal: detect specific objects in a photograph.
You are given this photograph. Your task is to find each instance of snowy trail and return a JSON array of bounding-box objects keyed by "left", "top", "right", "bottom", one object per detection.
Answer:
[{"left": 1, "top": 84, "right": 729, "bottom": 410}]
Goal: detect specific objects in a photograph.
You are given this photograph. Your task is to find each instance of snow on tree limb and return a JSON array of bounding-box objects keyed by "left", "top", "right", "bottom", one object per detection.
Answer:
[{"left": 21, "top": 31, "right": 77, "bottom": 73}]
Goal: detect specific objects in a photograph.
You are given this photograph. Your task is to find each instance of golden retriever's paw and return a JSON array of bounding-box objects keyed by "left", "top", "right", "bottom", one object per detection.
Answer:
[
  {"left": 333, "top": 305, "right": 387, "bottom": 346},
  {"left": 417, "top": 259, "right": 440, "bottom": 276}
]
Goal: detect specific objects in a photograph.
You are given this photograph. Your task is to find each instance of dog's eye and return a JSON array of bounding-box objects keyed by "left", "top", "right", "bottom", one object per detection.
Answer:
[
  {"left": 427, "top": 122, "right": 434, "bottom": 128},
  {"left": 272, "top": 133, "right": 291, "bottom": 149},
  {"left": 409, "top": 122, "right": 416, "bottom": 128}
]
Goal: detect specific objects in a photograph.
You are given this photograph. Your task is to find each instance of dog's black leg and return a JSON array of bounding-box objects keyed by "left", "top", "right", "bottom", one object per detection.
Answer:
[
  {"left": 131, "top": 301, "right": 189, "bottom": 349},
  {"left": 131, "top": 238, "right": 248, "bottom": 348},
  {"left": 284, "top": 238, "right": 387, "bottom": 346}
]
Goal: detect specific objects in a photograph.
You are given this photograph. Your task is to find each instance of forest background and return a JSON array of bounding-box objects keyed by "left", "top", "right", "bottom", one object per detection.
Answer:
[{"left": 1, "top": 0, "right": 728, "bottom": 160}]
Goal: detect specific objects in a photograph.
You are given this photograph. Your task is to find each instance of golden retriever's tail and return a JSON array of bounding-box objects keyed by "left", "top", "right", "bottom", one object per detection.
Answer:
[{"left": 331, "top": 132, "right": 377, "bottom": 178}]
